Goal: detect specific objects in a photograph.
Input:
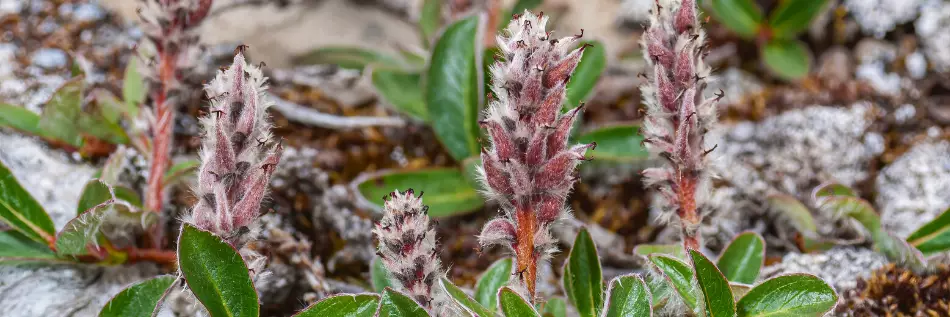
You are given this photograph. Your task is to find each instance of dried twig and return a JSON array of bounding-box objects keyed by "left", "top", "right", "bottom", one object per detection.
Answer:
[{"left": 269, "top": 95, "right": 406, "bottom": 129}]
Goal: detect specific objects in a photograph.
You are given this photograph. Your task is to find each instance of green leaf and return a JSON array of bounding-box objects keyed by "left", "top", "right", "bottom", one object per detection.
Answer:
[
  {"left": 76, "top": 106, "right": 130, "bottom": 145},
  {"left": 498, "top": 287, "right": 541, "bottom": 317},
  {"left": 0, "top": 230, "right": 59, "bottom": 263},
  {"left": 426, "top": 15, "right": 482, "bottom": 162},
  {"left": 540, "top": 297, "right": 567, "bottom": 317},
  {"left": 645, "top": 274, "right": 673, "bottom": 310},
  {"left": 766, "top": 194, "right": 817, "bottom": 237},
  {"left": 709, "top": 0, "right": 764, "bottom": 38},
  {"left": 576, "top": 124, "right": 648, "bottom": 163},
  {"left": 57, "top": 199, "right": 145, "bottom": 256},
  {"left": 0, "top": 160, "right": 56, "bottom": 245},
  {"left": 690, "top": 250, "right": 736, "bottom": 317},
  {"left": 819, "top": 196, "right": 926, "bottom": 268},
  {"left": 354, "top": 168, "right": 483, "bottom": 217},
  {"left": 0, "top": 103, "right": 45, "bottom": 137},
  {"left": 294, "top": 293, "right": 380, "bottom": 317},
  {"left": 762, "top": 40, "right": 810, "bottom": 80},
  {"left": 461, "top": 156, "right": 483, "bottom": 190},
  {"left": 769, "top": 0, "right": 829, "bottom": 38},
  {"left": 717, "top": 232, "right": 765, "bottom": 284},
  {"left": 371, "top": 256, "right": 394, "bottom": 293},
  {"left": 372, "top": 70, "right": 428, "bottom": 121},
  {"left": 602, "top": 274, "right": 652, "bottom": 317},
  {"left": 419, "top": 0, "right": 442, "bottom": 45},
  {"left": 562, "top": 228, "right": 604, "bottom": 317},
  {"left": 77, "top": 180, "right": 115, "bottom": 215},
  {"left": 476, "top": 257, "right": 513, "bottom": 310},
  {"left": 378, "top": 288, "right": 429, "bottom": 317},
  {"left": 441, "top": 278, "right": 494, "bottom": 317},
  {"left": 564, "top": 41, "right": 606, "bottom": 109},
  {"left": 37, "top": 78, "right": 84, "bottom": 147},
  {"left": 89, "top": 88, "right": 138, "bottom": 122},
  {"left": 813, "top": 183, "right": 856, "bottom": 199},
  {"left": 648, "top": 255, "right": 698, "bottom": 310},
  {"left": 123, "top": 58, "right": 147, "bottom": 107},
  {"left": 99, "top": 275, "right": 176, "bottom": 317},
  {"left": 178, "top": 224, "right": 259, "bottom": 317},
  {"left": 730, "top": 282, "right": 753, "bottom": 299},
  {"left": 633, "top": 243, "right": 685, "bottom": 260},
  {"left": 906, "top": 208, "right": 950, "bottom": 255},
  {"left": 736, "top": 274, "right": 837, "bottom": 317},
  {"left": 292, "top": 47, "right": 407, "bottom": 71},
  {"left": 162, "top": 160, "right": 200, "bottom": 188}
]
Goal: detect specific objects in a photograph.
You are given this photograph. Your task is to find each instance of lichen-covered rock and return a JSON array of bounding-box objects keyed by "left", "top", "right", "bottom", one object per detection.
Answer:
[
  {"left": 875, "top": 140, "right": 950, "bottom": 238},
  {"left": 681, "top": 104, "right": 885, "bottom": 250},
  {"left": 761, "top": 247, "right": 888, "bottom": 292},
  {"left": 916, "top": 2, "right": 950, "bottom": 73},
  {"left": 844, "top": 0, "right": 925, "bottom": 38}
]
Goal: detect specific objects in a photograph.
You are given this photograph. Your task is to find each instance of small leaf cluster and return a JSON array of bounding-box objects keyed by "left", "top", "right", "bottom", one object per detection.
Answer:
[
  {"left": 771, "top": 183, "right": 950, "bottom": 271},
  {"left": 295, "top": 3, "right": 646, "bottom": 218},
  {"left": 648, "top": 232, "right": 838, "bottom": 316},
  {"left": 706, "top": 0, "right": 828, "bottom": 79},
  {"left": 0, "top": 58, "right": 144, "bottom": 157}
]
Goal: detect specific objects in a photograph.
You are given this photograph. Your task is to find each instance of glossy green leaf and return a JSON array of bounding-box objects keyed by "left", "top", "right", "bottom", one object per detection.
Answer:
[
  {"left": 602, "top": 274, "right": 652, "bottom": 317},
  {"left": 179, "top": 224, "right": 259, "bottom": 317},
  {"left": 645, "top": 274, "right": 672, "bottom": 310},
  {"left": 565, "top": 41, "right": 606, "bottom": 109},
  {"left": 769, "top": 0, "right": 829, "bottom": 38},
  {"left": 540, "top": 297, "right": 566, "bottom": 317},
  {"left": 736, "top": 274, "right": 837, "bottom": 317},
  {"left": 372, "top": 70, "right": 427, "bottom": 121},
  {"left": 563, "top": 228, "right": 604, "bottom": 317},
  {"left": 648, "top": 255, "right": 697, "bottom": 310},
  {"left": 419, "top": 0, "right": 442, "bottom": 44},
  {"left": 355, "top": 168, "right": 483, "bottom": 217},
  {"left": 57, "top": 199, "right": 143, "bottom": 256},
  {"left": 162, "top": 160, "right": 200, "bottom": 188},
  {"left": 717, "top": 232, "right": 765, "bottom": 284},
  {"left": 813, "top": 183, "right": 856, "bottom": 199},
  {"left": 498, "top": 287, "right": 541, "bottom": 317},
  {"left": 371, "top": 256, "right": 394, "bottom": 293},
  {"left": 709, "top": 0, "right": 764, "bottom": 38},
  {"left": 123, "top": 57, "right": 147, "bottom": 107},
  {"left": 294, "top": 293, "right": 380, "bottom": 317},
  {"left": 99, "top": 275, "right": 176, "bottom": 317},
  {"left": 906, "top": 208, "right": 950, "bottom": 255},
  {"left": 0, "top": 103, "right": 45, "bottom": 137},
  {"left": 292, "top": 47, "right": 407, "bottom": 71},
  {"left": 441, "top": 278, "right": 494, "bottom": 317},
  {"left": 576, "top": 124, "right": 648, "bottom": 163},
  {"left": 633, "top": 243, "right": 685, "bottom": 260},
  {"left": 762, "top": 40, "right": 810, "bottom": 80},
  {"left": 690, "top": 250, "right": 736, "bottom": 317},
  {"left": 0, "top": 230, "right": 59, "bottom": 263},
  {"left": 476, "top": 257, "right": 513, "bottom": 310},
  {"left": 76, "top": 179, "right": 145, "bottom": 216},
  {"left": 426, "top": 15, "right": 481, "bottom": 161},
  {"left": 378, "top": 288, "right": 429, "bottom": 317},
  {"left": 0, "top": 160, "right": 56, "bottom": 245},
  {"left": 38, "top": 78, "right": 84, "bottom": 147}
]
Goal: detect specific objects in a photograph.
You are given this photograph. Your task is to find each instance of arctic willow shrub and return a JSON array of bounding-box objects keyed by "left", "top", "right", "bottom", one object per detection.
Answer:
[
  {"left": 97, "top": 50, "right": 281, "bottom": 317},
  {"left": 770, "top": 182, "right": 950, "bottom": 271}
]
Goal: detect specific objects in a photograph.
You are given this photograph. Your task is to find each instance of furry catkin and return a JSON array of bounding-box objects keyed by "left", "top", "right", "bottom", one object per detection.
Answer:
[
  {"left": 640, "top": 0, "right": 718, "bottom": 250},
  {"left": 476, "top": 11, "right": 594, "bottom": 300}
]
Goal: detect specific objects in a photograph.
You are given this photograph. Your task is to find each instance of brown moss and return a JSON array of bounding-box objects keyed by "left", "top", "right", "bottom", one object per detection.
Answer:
[{"left": 837, "top": 264, "right": 950, "bottom": 316}]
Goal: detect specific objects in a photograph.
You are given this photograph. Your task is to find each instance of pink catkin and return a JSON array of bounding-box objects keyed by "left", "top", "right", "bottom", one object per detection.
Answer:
[
  {"left": 189, "top": 49, "right": 282, "bottom": 245},
  {"left": 640, "top": 0, "right": 718, "bottom": 251},
  {"left": 476, "top": 11, "right": 594, "bottom": 300}
]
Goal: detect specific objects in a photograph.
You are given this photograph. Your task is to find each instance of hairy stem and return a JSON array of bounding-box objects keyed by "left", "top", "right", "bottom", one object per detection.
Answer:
[{"left": 515, "top": 204, "right": 538, "bottom": 298}]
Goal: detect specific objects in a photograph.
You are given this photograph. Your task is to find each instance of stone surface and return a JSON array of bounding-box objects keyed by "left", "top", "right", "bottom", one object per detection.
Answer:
[
  {"left": 761, "top": 247, "right": 889, "bottom": 292},
  {"left": 916, "top": 1, "right": 950, "bottom": 73},
  {"left": 875, "top": 140, "right": 950, "bottom": 238},
  {"left": 844, "top": 0, "right": 926, "bottom": 38}
]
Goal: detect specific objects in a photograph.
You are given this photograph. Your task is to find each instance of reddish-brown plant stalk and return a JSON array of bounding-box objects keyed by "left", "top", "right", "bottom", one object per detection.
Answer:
[
  {"left": 640, "top": 0, "right": 718, "bottom": 251},
  {"left": 477, "top": 11, "right": 593, "bottom": 300},
  {"left": 138, "top": 0, "right": 212, "bottom": 247}
]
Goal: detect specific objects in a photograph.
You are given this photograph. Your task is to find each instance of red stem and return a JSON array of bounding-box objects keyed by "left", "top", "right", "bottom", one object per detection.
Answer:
[
  {"left": 123, "top": 247, "right": 178, "bottom": 266},
  {"left": 514, "top": 202, "right": 538, "bottom": 301},
  {"left": 144, "top": 34, "right": 179, "bottom": 249},
  {"left": 676, "top": 169, "right": 700, "bottom": 251}
]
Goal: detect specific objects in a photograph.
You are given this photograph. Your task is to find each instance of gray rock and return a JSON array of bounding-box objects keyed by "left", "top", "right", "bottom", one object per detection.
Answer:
[
  {"left": 875, "top": 140, "right": 950, "bottom": 238},
  {"left": 844, "top": 0, "right": 925, "bottom": 38},
  {"left": 30, "top": 48, "right": 68, "bottom": 69},
  {"left": 916, "top": 1, "right": 950, "bottom": 73},
  {"left": 761, "top": 247, "right": 888, "bottom": 292}
]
